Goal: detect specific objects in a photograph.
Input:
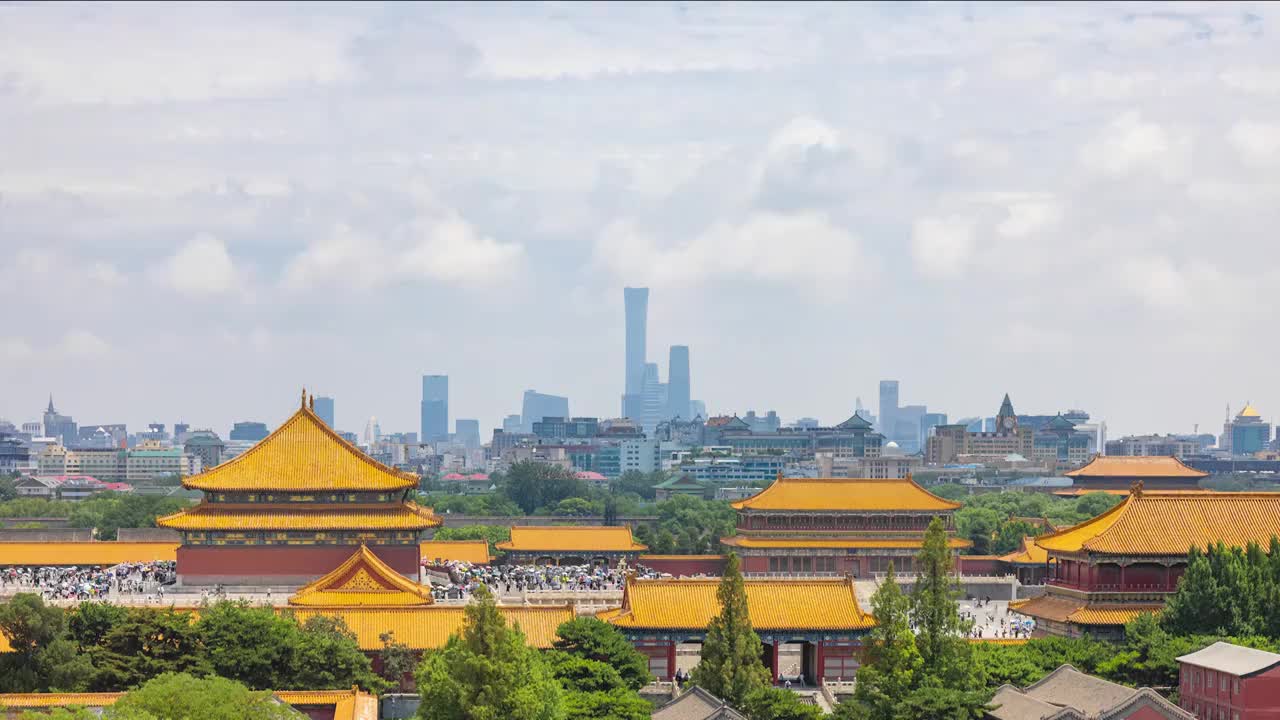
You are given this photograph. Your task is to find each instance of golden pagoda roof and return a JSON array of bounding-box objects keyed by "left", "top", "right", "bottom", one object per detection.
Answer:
[
  {"left": 1010, "top": 595, "right": 1162, "bottom": 626},
  {"left": 183, "top": 395, "right": 418, "bottom": 492},
  {"left": 1239, "top": 403, "right": 1261, "bottom": 418},
  {"left": 156, "top": 502, "right": 439, "bottom": 531},
  {"left": 289, "top": 605, "right": 573, "bottom": 650},
  {"left": 495, "top": 525, "right": 647, "bottom": 553},
  {"left": 999, "top": 536, "right": 1048, "bottom": 565},
  {"left": 420, "top": 540, "right": 492, "bottom": 564},
  {"left": 1035, "top": 490, "right": 1280, "bottom": 556},
  {"left": 290, "top": 545, "right": 433, "bottom": 607},
  {"left": 720, "top": 536, "right": 971, "bottom": 549},
  {"left": 1064, "top": 455, "right": 1207, "bottom": 479},
  {"left": 729, "top": 476, "right": 961, "bottom": 512},
  {"left": 0, "top": 541, "right": 178, "bottom": 566},
  {"left": 0, "top": 689, "right": 377, "bottom": 720},
  {"left": 599, "top": 576, "right": 874, "bottom": 631}
]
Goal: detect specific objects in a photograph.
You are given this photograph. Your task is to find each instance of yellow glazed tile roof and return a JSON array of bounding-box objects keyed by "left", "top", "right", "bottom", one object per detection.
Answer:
[
  {"left": 999, "top": 537, "right": 1048, "bottom": 565},
  {"left": 290, "top": 545, "right": 434, "bottom": 607},
  {"left": 600, "top": 576, "right": 874, "bottom": 631},
  {"left": 1011, "top": 595, "right": 1165, "bottom": 626},
  {"left": 1036, "top": 490, "right": 1280, "bottom": 556},
  {"left": 1069, "top": 605, "right": 1162, "bottom": 626},
  {"left": 289, "top": 605, "right": 573, "bottom": 650},
  {"left": 0, "top": 542, "right": 178, "bottom": 566},
  {"left": 1064, "top": 455, "right": 1207, "bottom": 479},
  {"left": 720, "top": 537, "right": 971, "bottom": 549},
  {"left": 156, "top": 502, "right": 439, "bottom": 531},
  {"left": 0, "top": 690, "right": 376, "bottom": 720},
  {"left": 730, "top": 477, "right": 961, "bottom": 512},
  {"left": 183, "top": 399, "right": 418, "bottom": 492},
  {"left": 420, "top": 540, "right": 492, "bottom": 564},
  {"left": 496, "top": 525, "right": 647, "bottom": 553}
]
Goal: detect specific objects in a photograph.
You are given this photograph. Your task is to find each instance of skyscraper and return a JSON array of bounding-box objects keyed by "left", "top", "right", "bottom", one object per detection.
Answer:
[
  {"left": 878, "top": 380, "right": 899, "bottom": 437},
  {"left": 521, "top": 390, "right": 570, "bottom": 432},
  {"left": 313, "top": 396, "right": 335, "bottom": 428},
  {"left": 667, "top": 345, "right": 691, "bottom": 420},
  {"left": 639, "top": 363, "right": 668, "bottom": 432},
  {"left": 455, "top": 419, "right": 481, "bottom": 450},
  {"left": 622, "top": 287, "right": 649, "bottom": 419},
  {"left": 421, "top": 375, "right": 449, "bottom": 443}
]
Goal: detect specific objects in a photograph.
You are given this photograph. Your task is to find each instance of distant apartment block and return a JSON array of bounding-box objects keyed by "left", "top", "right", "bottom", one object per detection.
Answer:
[
  {"left": 229, "top": 421, "right": 270, "bottom": 442},
  {"left": 1107, "top": 434, "right": 1202, "bottom": 458}
]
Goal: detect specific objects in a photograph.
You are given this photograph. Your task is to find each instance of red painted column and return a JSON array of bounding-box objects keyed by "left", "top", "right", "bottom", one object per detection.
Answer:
[
  {"left": 771, "top": 642, "right": 780, "bottom": 684},
  {"left": 666, "top": 641, "right": 676, "bottom": 681},
  {"left": 815, "top": 642, "right": 826, "bottom": 685}
]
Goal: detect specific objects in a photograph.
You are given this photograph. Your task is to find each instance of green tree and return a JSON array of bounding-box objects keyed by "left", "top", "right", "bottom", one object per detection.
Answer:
[
  {"left": 93, "top": 609, "right": 211, "bottom": 690},
  {"left": 67, "top": 602, "right": 128, "bottom": 649},
  {"left": 611, "top": 471, "right": 661, "bottom": 500},
  {"left": 1163, "top": 545, "right": 1231, "bottom": 636},
  {"left": 196, "top": 601, "right": 298, "bottom": 690},
  {"left": 552, "top": 497, "right": 599, "bottom": 517},
  {"left": 911, "top": 518, "right": 978, "bottom": 690},
  {"left": 847, "top": 564, "right": 923, "bottom": 720},
  {"left": 894, "top": 685, "right": 992, "bottom": 720},
  {"left": 545, "top": 651, "right": 651, "bottom": 720},
  {"left": 500, "top": 462, "right": 588, "bottom": 515},
  {"left": 379, "top": 631, "right": 417, "bottom": 692},
  {"left": 651, "top": 495, "right": 736, "bottom": 555},
  {"left": 992, "top": 519, "right": 1040, "bottom": 555},
  {"left": 953, "top": 507, "right": 999, "bottom": 555},
  {"left": 552, "top": 617, "right": 651, "bottom": 690},
  {"left": 0, "top": 475, "right": 17, "bottom": 502},
  {"left": 20, "top": 710, "right": 100, "bottom": 720},
  {"left": 68, "top": 494, "right": 191, "bottom": 540},
  {"left": 290, "top": 615, "right": 384, "bottom": 692},
  {"left": 690, "top": 553, "right": 771, "bottom": 708},
  {"left": 104, "top": 672, "right": 303, "bottom": 720},
  {"left": 0, "top": 592, "right": 66, "bottom": 655},
  {"left": 415, "top": 585, "right": 565, "bottom": 720}
]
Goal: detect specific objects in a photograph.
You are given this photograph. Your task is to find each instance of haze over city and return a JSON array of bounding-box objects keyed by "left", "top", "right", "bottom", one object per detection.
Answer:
[{"left": 4, "top": 2, "right": 1280, "bottom": 438}]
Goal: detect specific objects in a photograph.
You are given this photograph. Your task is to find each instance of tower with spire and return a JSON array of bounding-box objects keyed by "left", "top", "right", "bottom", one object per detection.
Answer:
[{"left": 996, "top": 393, "right": 1018, "bottom": 434}]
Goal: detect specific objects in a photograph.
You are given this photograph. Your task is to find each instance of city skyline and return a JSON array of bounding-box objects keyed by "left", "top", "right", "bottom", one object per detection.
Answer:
[{"left": 3, "top": 3, "right": 1280, "bottom": 437}]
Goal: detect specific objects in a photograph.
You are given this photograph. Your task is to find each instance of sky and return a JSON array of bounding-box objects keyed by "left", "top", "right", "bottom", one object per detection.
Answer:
[{"left": 2, "top": 1, "right": 1279, "bottom": 440}]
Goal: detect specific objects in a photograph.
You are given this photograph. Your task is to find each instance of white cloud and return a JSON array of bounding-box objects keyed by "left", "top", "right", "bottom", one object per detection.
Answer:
[
  {"left": 152, "top": 235, "right": 239, "bottom": 297},
  {"left": 594, "top": 211, "right": 862, "bottom": 299},
  {"left": 87, "top": 262, "right": 126, "bottom": 286},
  {"left": 1221, "top": 68, "right": 1280, "bottom": 96},
  {"left": 0, "top": 338, "right": 34, "bottom": 361},
  {"left": 1228, "top": 121, "right": 1280, "bottom": 165},
  {"left": 997, "top": 198, "right": 1063, "bottom": 239},
  {"left": 59, "top": 330, "right": 111, "bottom": 358},
  {"left": 911, "top": 216, "right": 976, "bottom": 278},
  {"left": 1079, "top": 111, "right": 1189, "bottom": 179}
]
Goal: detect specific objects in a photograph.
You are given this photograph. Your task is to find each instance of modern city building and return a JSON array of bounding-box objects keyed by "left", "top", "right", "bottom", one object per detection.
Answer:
[
  {"left": 502, "top": 414, "right": 523, "bottom": 433},
  {"left": 638, "top": 363, "right": 667, "bottom": 432},
  {"left": 76, "top": 424, "right": 127, "bottom": 449},
  {"left": 42, "top": 396, "right": 77, "bottom": 446},
  {"left": 420, "top": 375, "right": 449, "bottom": 443},
  {"left": 521, "top": 389, "right": 570, "bottom": 432},
  {"left": 622, "top": 287, "right": 649, "bottom": 420},
  {"left": 0, "top": 430, "right": 30, "bottom": 472},
  {"left": 1222, "top": 404, "right": 1272, "bottom": 456},
  {"left": 183, "top": 430, "right": 226, "bottom": 470},
  {"left": 708, "top": 413, "right": 884, "bottom": 460},
  {"left": 620, "top": 438, "right": 661, "bottom": 475},
  {"left": 454, "top": 419, "right": 481, "bottom": 450},
  {"left": 878, "top": 380, "right": 898, "bottom": 438},
  {"left": 924, "top": 394, "right": 1034, "bottom": 465},
  {"left": 313, "top": 396, "right": 335, "bottom": 428},
  {"left": 667, "top": 345, "right": 691, "bottom": 420},
  {"left": 125, "top": 440, "right": 201, "bottom": 481},
  {"left": 531, "top": 417, "right": 599, "bottom": 440},
  {"left": 1106, "top": 434, "right": 1203, "bottom": 458},
  {"left": 229, "top": 422, "right": 270, "bottom": 442}
]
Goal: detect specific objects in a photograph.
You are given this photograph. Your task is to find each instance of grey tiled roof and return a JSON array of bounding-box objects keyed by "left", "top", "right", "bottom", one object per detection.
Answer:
[{"left": 652, "top": 687, "right": 748, "bottom": 720}]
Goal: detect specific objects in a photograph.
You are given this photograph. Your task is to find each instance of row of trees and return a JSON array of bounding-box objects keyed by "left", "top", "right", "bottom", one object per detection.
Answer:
[
  {"left": 931, "top": 485, "right": 1123, "bottom": 555},
  {"left": 1162, "top": 538, "right": 1280, "bottom": 638},
  {"left": 16, "top": 673, "right": 308, "bottom": 720},
  {"left": 0, "top": 493, "right": 191, "bottom": 540},
  {"left": 0, "top": 597, "right": 383, "bottom": 693}
]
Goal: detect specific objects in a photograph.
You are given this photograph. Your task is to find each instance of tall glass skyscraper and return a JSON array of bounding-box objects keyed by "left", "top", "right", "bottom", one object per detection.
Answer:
[
  {"left": 667, "top": 345, "right": 690, "bottom": 420},
  {"left": 878, "top": 380, "right": 899, "bottom": 436},
  {"left": 622, "top": 287, "right": 648, "bottom": 419},
  {"left": 313, "top": 396, "right": 335, "bottom": 428},
  {"left": 421, "top": 375, "right": 448, "bottom": 443},
  {"left": 521, "top": 390, "right": 570, "bottom": 432}
]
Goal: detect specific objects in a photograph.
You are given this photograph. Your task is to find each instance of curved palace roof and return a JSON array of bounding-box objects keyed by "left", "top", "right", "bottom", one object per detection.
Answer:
[
  {"left": 157, "top": 502, "right": 438, "bottom": 531},
  {"left": 1035, "top": 489, "right": 1280, "bottom": 555},
  {"left": 183, "top": 395, "right": 418, "bottom": 492},
  {"left": 599, "top": 576, "right": 874, "bottom": 631},
  {"left": 496, "top": 525, "right": 647, "bottom": 553},
  {"left": 290, "top": 545, "right": 434, "bottom": 607},
  {"left": 729, "top": 476, "right": 961, "bottom": 512},
  {"left": 1063, "top": 455, "right": 1207, "bottom": 479}
]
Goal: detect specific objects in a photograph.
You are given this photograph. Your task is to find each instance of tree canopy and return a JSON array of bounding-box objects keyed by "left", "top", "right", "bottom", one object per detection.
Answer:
[{"left": 104, "top": 672, "right": 304, "bottom": 720}]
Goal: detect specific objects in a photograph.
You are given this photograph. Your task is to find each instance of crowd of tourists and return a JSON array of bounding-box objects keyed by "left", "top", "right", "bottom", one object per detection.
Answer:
[
  {"left": 426, "top": 561, "right": 664, "bottom": 600},
  {"left": 961, "top": 597, "right": 1036, "bottom": 639},
  {"left": 0, "top": 561, "right": 176, "bottom": 601}
]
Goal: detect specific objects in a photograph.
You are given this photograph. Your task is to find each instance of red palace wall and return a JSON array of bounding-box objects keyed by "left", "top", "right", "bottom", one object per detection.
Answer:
[
  {"left": 176, "top": 545, "right": 420, "bottom": 585},
  {"left": 638, "top": 555, "right": 726, "bottom": 577},
  {"left": 957, "top": 556, "right": 1002, "bottom": 576}
]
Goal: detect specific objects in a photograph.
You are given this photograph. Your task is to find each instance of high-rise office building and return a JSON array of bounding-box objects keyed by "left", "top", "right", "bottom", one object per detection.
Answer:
[
  {"left": 229, "top": 421, "right": 270, "bottom": 442},
  {"left": 363, "top": 416, "right": 381, "bottom": 446},
  {"left": 314, "top": 396, "right": 335, "bottom": 427},
  {"left": 667, "top": 345, "right": 691, "bottom": 420},
  {"left": 522, "top": 390, "right": 570, "bottom": 432},
  {"left": 502, "top": 414, "right": 523, "bottom": 433},
  {"left": 878, "top": 381, "right": 898, "bottom": 437},
  {"left": 639, "top": 363, "right": 668, "bottom": 432},
  {"left": 622, "top": 287, "right": 649, "bottom": 419},
  {"left": 455, "top": 419, "right": 481, "bottom": 450},
  {"left": 421, "top": 375, "right": 449, "bottom": 443},
  {"left": 42, "top": 396, "right": 77, "bottom": 446}
]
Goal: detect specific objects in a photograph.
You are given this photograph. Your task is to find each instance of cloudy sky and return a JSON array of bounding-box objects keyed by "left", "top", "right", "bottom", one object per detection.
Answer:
[{"left": 2, "top": 1, "right": 1279, "bottom": 439}]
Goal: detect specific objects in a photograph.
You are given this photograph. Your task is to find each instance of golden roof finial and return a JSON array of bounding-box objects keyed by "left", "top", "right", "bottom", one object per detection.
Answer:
[
  {"left": 1130, "top": 479, "right": 1144, "bottom": 498},
  {"left": 776, "top": 470, "right": 784, "bottom": 483},
  {"left": 309, "top": 394, "right": 315, "bottom": 411}
]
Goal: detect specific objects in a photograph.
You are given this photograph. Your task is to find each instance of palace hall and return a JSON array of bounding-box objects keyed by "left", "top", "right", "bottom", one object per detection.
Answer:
[
  {"left": 157, "top": 392, "right": 440, "bottom": 585},
  {"left": 1013, "top": 485, "right": 1280, "bottom": 639},
  {"left": 720, "top": 475, "right": 970, "bottom": 576},
  {"left": 1061, "top": 455, "right": 1208, "bottom": 492}
]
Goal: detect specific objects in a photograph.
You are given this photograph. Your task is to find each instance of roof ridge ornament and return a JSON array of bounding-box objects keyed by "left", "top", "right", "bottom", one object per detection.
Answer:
[
  {"left": 1130, "top": 480, "right": 1144, "bottom": 498},
  {"left": 301, "top": 387, "right": 307, "bottom": 409}
]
